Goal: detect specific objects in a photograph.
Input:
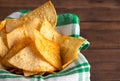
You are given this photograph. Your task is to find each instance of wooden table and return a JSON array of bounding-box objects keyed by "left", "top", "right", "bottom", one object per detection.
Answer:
[{"left": 0, "top": 0, "right": 120, "bottom": 81}]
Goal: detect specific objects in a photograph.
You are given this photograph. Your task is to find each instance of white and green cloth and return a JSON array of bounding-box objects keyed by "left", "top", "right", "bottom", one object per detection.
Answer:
[{"left": 0, "top": 10, "right": 90, "bottom": 81}]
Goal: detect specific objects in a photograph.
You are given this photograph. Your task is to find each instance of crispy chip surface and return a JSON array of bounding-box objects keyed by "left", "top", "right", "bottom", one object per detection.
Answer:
[
  {"left": 9, "top": 45, "right": 56, "bottom": 72},
  {"left": 60, "top": 36, "right": 86, "bottom": 68},
  {"left": 0, "top": 36, "right": 8, "bottom": 57},
  {"left": 5, "top": 19, "right": 23, "bottom": 32},
  {"left": 0, "top": 20, "right": 6, "bottom": 31},
  {"left": 20, "top": 1, "right": 57, "bottom": 28},
  {"left": 6, "top": 18, "right": 40, "bottom": 32},
  {"left": 7, "top": 26, "right": 26, "bottom": 48},
  {"left": 2, "top": 38, "right": 32, "bottom": 67},
  {"left": 5, "top": 1, "right": 56, "bottom": 32},
  {"left": 28, "top": 29, "right": 62, "bottom": 70},
  {"left": 39, "top": 19, "right": 86, "bottom": 68}
]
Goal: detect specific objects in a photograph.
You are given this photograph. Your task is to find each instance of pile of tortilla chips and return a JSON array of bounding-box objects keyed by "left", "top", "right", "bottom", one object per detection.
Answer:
[{"left": 0, "top": 1, "right": 86, "bottom": 76}]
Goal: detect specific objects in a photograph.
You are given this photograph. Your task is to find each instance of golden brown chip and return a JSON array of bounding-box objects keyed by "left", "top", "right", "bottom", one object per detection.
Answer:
[
  {"left": 7, "top": 26, "right": 26, "bottom": 48},
  {"left": 39, "top": 18, "right": 61, "bottom": 41},
  {"left": 5, "top": 19, "right": 23, "bottom": 32},
  {"left": 5, "top": 18, "right": 40, "bottom": 33},
  {"left": 39, "top": 19, "right": 86, "bottom": 68},
  {"left": 0, "top": 36, "right": 8, "bottom": 57},
  {"left": 60, "top": 36, "right": 86, "bottom": 68},
  {"left": 23, "top": 71, "right": 38, "bottom": 76},
  {"left": 20, "top": 1, "right": 57, "bottom": 28},
  {"left": 0, "top": 20, "right": 6, "bottom": 31},
  {"left": 8, "top": 45, "right": 56, "bottom": 72},
  {"left": 2, "top": 38, "right": 32, "bottom": 67},
  {"left": 26, "top": 29, "right": 62, "bottom": 70}
]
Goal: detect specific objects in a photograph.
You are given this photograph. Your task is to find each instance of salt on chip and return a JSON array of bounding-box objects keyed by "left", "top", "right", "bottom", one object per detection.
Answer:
[
  {"left": 39, "top": 19, "right": 86, "bottom": 68},
  {"left": 5, "top": 18, "right": 40, "bottom": 32},
  {"left": 60, "top": 36, "right": 86, "bottom": 68},
  {"left": 8, "top": 45, "right": 56, "bottom": 72},
  {"left": 6, "top": 18, "right": 41, "bottom": 47},
  {"left": 5, "top": 19, "right": 23, "bottom": 32},
  {"left": 39, "top": 18, "right": 61, "bottom": 41},
  {"left": 26, "top": 29, "right": 62, "bottom": 70},
  {"left": 5, "top": 0, "right": 57, "bottom": 33},
  {"left": 20, "top": 1, "right": 57, "bottom": 28},
  {"left": 2, "top": 38, "right": 32, "bottom": 67},
  {"left": 7, "top": 26, "right": 26, "bottom": 48}
]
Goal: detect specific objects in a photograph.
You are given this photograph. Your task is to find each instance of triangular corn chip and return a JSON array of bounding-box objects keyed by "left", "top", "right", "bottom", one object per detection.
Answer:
[
  {"left": 5, "top": 18, "right": 40, "bottom": 32},
  {"left": 40, "top": 18, "right": 61, "bottom": 41},
  {"left": 60, "top": 36, "right": 86, "bottom": 68},
  {"left": 7, "top": 26, "right": 26, "bottom": 48},
  {"left": 20, "top": 1, "right": 57, "bottom": 28},
  {"left": 26, "top": 29, "right": 62, "bottom": 70},
  {"left": 0, "top": 36, "right": 8, "bottom": 57},
  {"left": 0, "top": 20, "right": 6, "bottom": 31},
  {"left": 5, "top": 19, "right": 23, "bottom": 32},
  {"left": 39, "top": 19, "right": 86, "bottom": 68},
  {"left": 9, "top": 45, "right": 56, "bottom": 72},
  {"left": 2, "top": 38, "right": 32, "bottom": 67}
]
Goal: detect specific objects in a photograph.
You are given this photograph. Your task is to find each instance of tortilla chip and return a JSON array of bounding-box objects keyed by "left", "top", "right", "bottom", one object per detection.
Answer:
[
  {"left": 23, "top": 71, "right": 38, "bottom": 76},
  {"left": 2, "top": 38, "right": 32, "bottom": 67},
  {"left": 5, "top": 19, "right": 23, "bottom": 32},
  {"left": 27, "top": 29, "right": 62, "bottom": 70},
  {"left": 9, "top": 45, "right": 56, "bottom": 72},
  {"left": 60, "top": 36, "right": 86, "bottom": 68},
  {"left": 0, "top": 20, "right": 6, "bottom": 31},
  {"left": 20, "top": 1, "right": 57, "bottom": 28},
  {"left": 40, "top": 18, "right": 61, "bottom": 41},
  {"left": 0, "top": 36, "right": 8, "bottom": 57},
  {"left": 7, "top": 26, "right": 26, "bottom": 48},
  {"left": 5, "top": 18, "right": 40, "bottom": 33},
  {"left": 39, "top": 19, "right": 86, "bottom": 68}
]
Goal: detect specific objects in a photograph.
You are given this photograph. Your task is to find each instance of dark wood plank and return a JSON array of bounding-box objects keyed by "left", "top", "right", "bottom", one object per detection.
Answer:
[
  {"left": 1, "top": 7, "right": 120, "bottom": 21},
  {"left": 81, "top": 21, "right": 120, "bottom": 30},
  {"left": 80, "top": 22, "right": 120, "bottom": 49},
  {"left": 81, "top": 49, "right": 120, "bottom": 81},
  {"left": 1, "top": 0, "right": 120, "bottom": 8},
  {"left": 81, "top": 29, "right": 120, "bottom": 49}
]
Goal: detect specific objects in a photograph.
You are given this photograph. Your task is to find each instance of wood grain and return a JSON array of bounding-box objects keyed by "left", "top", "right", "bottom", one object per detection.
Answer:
[
  {"left": 81, "top": 49, "right": 120, "bottom": 81},
  {"left": 1, "top": 0, "right": 120, "bottom": 8},
  {"left": 0, "top": 0, "right": 120, "bottom": 81},
  {"left": 1, "top": 7, "right": 120, "bottom": 21}
]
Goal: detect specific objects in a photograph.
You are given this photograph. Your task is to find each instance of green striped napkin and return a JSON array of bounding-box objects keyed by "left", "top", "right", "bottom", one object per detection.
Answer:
[{"left": 0, "top": 10, "right": 90, "bottom": 81}]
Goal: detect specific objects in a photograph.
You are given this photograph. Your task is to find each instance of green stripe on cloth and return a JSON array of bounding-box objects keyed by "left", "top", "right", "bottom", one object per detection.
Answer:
[
  {"left": 18, "top": 10, "right": 31, "bottom": 14},
  {"left": 56, "top": 13, "right": 80, "bottom": 26}
]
